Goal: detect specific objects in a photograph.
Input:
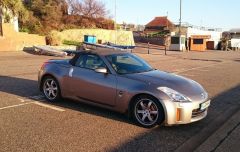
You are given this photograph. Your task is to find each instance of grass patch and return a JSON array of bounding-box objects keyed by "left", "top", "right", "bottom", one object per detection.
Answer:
[{"left": 63, "top": 40, "right": 82, "bottom": 46}]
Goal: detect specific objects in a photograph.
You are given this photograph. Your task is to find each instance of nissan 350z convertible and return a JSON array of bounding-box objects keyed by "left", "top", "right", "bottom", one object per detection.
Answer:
[{"left": 38, "top": 49, "right": 210, "bottom": 128}]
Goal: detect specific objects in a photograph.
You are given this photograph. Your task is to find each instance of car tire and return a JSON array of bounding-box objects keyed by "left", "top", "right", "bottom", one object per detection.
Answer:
[
  {"left": 131, "top": 95, "right": 165, "bottom": 128},
  {"left": 42, "top": 76, "right": 61, "bottom": 102}
]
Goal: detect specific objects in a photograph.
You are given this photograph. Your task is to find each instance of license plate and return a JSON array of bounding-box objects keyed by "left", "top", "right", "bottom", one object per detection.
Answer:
[{"left": 200, "top": 100, "right": 210, "bottom": 110}]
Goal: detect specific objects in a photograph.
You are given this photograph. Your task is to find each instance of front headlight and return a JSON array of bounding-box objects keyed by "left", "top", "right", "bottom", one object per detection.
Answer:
[{"left": 157, "top": 87, "right": 190, "bottom": 102}]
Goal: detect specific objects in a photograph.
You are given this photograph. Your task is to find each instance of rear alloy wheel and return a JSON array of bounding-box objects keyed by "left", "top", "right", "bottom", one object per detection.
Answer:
[
  {"left": 42, "top": 76, "right": 61, "bottom": 102},
  {"left": 132, "top": 96, "right": 164, "bottom": 128}
]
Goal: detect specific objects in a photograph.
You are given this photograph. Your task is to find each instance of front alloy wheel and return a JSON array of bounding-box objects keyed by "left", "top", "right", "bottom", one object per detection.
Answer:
[{"left": 133, "top": 96, "right": 164, "bottom": 128}]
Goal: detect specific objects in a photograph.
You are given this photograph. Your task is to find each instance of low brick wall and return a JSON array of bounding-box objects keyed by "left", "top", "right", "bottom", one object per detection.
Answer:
[{"left": 134, "top": 36, "right": 165, "bottom": 46}]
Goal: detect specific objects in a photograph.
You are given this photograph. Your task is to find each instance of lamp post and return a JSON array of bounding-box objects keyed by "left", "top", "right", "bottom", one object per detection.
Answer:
[
  {"left": 179, "top": 0, "right": 182, "bottom": 35},
  {"left": 114, "top": 0, "right": 117, "bottom": 44}
]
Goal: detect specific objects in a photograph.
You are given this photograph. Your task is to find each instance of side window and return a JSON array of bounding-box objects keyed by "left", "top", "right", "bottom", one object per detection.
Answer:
[
  {"left": 75, "top": 54, "right": 106, "bottom": 70},
  {"left": 75, "top": 55, "right": 85, "bottom": 68}
]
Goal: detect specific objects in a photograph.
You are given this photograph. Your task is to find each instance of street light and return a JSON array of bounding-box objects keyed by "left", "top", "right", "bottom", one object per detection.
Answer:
[
  {"left": 114, "top": 0, "right": 117, "bottom": 44},
  {"left": 179, "top": 0, "right": 182, "bottom": 35}
]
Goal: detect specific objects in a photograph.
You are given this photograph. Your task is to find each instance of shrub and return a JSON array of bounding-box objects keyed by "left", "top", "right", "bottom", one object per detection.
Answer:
[
  {"left": 46, "top": 31, "right": 62, "bottom": 46},
  {"left": 62, "top": 40, "right": 82, "bottom": 46}
]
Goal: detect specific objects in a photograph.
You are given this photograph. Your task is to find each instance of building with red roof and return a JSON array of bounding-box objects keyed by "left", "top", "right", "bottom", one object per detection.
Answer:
[{"left": 145, "top": 16, "right": 175, "bottom": 32}]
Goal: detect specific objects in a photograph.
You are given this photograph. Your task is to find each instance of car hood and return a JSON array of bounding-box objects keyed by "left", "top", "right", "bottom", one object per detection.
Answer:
[{"left": 125, "top": 70, "right": 207, "bottom": 102}]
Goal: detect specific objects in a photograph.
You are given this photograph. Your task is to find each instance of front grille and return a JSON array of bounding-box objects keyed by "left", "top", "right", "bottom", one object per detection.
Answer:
[{"left": 192, "top": 108, "right": 206, "bottom": 118}]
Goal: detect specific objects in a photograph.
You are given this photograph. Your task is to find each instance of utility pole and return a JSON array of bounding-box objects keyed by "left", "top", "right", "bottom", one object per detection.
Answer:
[
  {"left": 179, "top": 0, "right": 183, "bottom": 51},
  {"left": 179, "top": 0, "right": 182, "bottom": 36},
  {"left": 114, "top": 0, "right": 117, "bottom": 44}
]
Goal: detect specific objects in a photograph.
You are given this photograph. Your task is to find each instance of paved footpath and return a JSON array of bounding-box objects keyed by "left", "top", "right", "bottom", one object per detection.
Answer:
[{"left": 195, "top": 109, "right": 240, "bottom": 152}]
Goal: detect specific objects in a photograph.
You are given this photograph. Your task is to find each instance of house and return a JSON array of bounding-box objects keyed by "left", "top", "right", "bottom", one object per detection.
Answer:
[
  {"left": 186, "top": 27, "right": 222, "bottom": 51},
  {"left": 226, "top": 28, "right": 240, "bottom": 38},
  {"left": 225, "top": 28, "right": 240, "bottom": 50},
  {"left": 170, "top": 24, "right": 222, "bottom": 51},
  {"left": 145, "top": 16, "right": 175, "bottom": 33}
]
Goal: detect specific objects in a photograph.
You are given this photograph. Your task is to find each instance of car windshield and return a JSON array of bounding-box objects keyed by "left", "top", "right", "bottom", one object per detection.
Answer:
[{"left": 106, "top": 53, "right": 154, "bottom": 74}]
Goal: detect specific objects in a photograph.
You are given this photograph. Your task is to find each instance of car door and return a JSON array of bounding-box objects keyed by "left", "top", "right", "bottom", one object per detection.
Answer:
[{"left": 69, "top": 53, "right": 117, "bottom": 107}]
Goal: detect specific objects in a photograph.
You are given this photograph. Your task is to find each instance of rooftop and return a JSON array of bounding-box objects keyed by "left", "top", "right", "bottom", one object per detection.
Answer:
[
  {"left": 146, "top": 16, "right": 174, "bottom": 27},
  {"left": 229, "top": 28, "right": 240, "bottom": 33}
]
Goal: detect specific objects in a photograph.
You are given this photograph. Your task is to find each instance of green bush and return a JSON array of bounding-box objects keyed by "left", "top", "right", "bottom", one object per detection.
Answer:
[
  {"left": 19, "top": 27, "right": 30, "bottom": 33},
  {"left": 62, "top": 40, "right": 82, "bottom": 46}
]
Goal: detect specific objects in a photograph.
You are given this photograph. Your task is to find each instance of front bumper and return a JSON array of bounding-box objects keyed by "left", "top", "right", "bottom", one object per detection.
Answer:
[{"left": 162, "top": 99, "right": 210, "bottom": 125}]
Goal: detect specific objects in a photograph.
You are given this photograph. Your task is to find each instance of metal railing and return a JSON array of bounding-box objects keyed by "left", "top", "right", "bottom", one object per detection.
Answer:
[{"left": 135, "top": 42, "right": 167, "bottom": 55}]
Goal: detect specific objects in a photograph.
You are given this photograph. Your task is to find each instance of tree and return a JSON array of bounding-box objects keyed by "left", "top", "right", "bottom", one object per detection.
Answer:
[
  {"left": 67, "top": 0, "right": 108, "bottom": 18},
  {"left": 21, "top": 0, "right": 68, "bottom": 34},
  {"left": 0, "top": 0, "right": 26, "bottom": 16},
  {"left": 0, "top": 0, "right": 28, "bottom": 27},
  {"left": 0, "top": 0, "right": 113, "bottom": 34}
]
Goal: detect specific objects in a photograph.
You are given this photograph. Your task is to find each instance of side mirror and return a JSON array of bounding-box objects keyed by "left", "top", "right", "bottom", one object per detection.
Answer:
[{"left": 95, "top": 67, "right": 108, "bottom": 74}]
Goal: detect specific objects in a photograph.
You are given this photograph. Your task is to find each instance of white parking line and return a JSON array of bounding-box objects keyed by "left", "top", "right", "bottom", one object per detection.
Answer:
[
  {"left": 0, "top": 102, "right": 33, "bottom": 110},
  {"left": 0, "top": 95, "right": 65, "bottom": 112},
  {"left": 33, "top": 102, "right": 65, "bottom": 112},
  {"left": 197, "top": 69, "right": 209, "bottom": 72},
  {"left": 17, "top": 98, "right": 26, "bottom": 103}
]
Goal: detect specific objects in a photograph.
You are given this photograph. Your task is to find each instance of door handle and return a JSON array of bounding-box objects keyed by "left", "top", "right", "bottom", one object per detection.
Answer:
[
  {"left": 69, "top": 68, "right": 74, "bottom": 77},
  {"left": 118, "top": 91, "right": 124, "bottom": 97}
]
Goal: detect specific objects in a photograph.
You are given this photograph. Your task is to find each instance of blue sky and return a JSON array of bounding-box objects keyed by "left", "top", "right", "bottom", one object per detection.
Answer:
[{"left": 101, "top": 0, "right": 239, "bottom": 30}]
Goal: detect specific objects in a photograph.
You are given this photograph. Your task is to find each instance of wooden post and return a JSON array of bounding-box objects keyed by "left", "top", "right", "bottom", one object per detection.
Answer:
[
  {"left": 0, "top": 15, "right": 3, "bottom": 36},
  {"left": 165, "top": 45, "right": 167, "bottom": 55},
  {"left": 148, "top": 42, "right": 150, "bottom": 54}
]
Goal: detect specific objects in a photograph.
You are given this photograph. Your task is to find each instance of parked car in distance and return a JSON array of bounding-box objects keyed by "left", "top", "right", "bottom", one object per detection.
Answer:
[{"left": 38, "top": 49, "right": 210, "bottom": 128}]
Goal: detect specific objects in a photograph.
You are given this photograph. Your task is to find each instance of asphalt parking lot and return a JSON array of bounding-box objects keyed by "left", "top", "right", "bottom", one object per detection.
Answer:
[{"left": 0, "top": 48, "right": 240, "bottom": 152}]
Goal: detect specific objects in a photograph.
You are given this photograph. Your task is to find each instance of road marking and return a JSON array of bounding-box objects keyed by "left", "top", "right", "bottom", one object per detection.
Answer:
[
  {"left": 174, "top": 62, "right": 226, "bottom": 74},
  {"left": 12, "top": 95, "right": 65, "bottom": 112},
  {"left": 197, "top": 69, "right": 209, "bottom": 72},
  {"left": 33, "top": 102, "right": 65, "bottom": 112},
  {"left": 17, "top": 98, "right": 26, "bottom": 103},
  {"left": 0, "top": 102, "right": 33, "bottom": 110}
]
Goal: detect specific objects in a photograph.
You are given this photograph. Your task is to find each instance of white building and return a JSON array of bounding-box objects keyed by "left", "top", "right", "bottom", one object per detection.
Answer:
[
  {"left": 186, "top": 27, "right": 222, "bottom": 50},
  {"left": 170, "top": 25, "right": 222, "bottom": 51}
]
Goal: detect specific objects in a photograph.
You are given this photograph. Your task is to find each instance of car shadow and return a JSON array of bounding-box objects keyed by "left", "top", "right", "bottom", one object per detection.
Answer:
[
  {"left": 108, "top": 84, "right": 240, "bottom": 152},
  {"left": 0, "top": 75, "right": 133, "bottom": 125},
  {"left": 235, "top": 59, "right": 240, "bottom": 62}
]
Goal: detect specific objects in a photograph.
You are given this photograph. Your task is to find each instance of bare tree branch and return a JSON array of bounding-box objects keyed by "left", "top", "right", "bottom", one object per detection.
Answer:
[{"left": 67, "top": 0, "right": 108, "bottom": 18}]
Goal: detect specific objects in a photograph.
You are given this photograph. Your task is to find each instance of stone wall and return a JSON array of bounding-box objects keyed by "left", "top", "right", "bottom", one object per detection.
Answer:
[
  {"left": 0, "top": 23, "right": 45, "bottom": 51},
  {"left": 51, "top": 29, "right": 135, "bottom": 46}
]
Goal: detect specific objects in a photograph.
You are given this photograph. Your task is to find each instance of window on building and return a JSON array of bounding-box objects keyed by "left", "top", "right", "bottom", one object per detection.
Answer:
[
  {"left": 193, "top": 39, "right": 204, "bottom": 44},
  {"left": 171, "top": 37, "right": 180, "bottom": 44}
]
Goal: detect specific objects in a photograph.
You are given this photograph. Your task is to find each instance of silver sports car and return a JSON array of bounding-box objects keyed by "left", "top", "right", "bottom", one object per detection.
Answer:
[{"left": 38, "top": 49, "right": 210, "bottom": 128}]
